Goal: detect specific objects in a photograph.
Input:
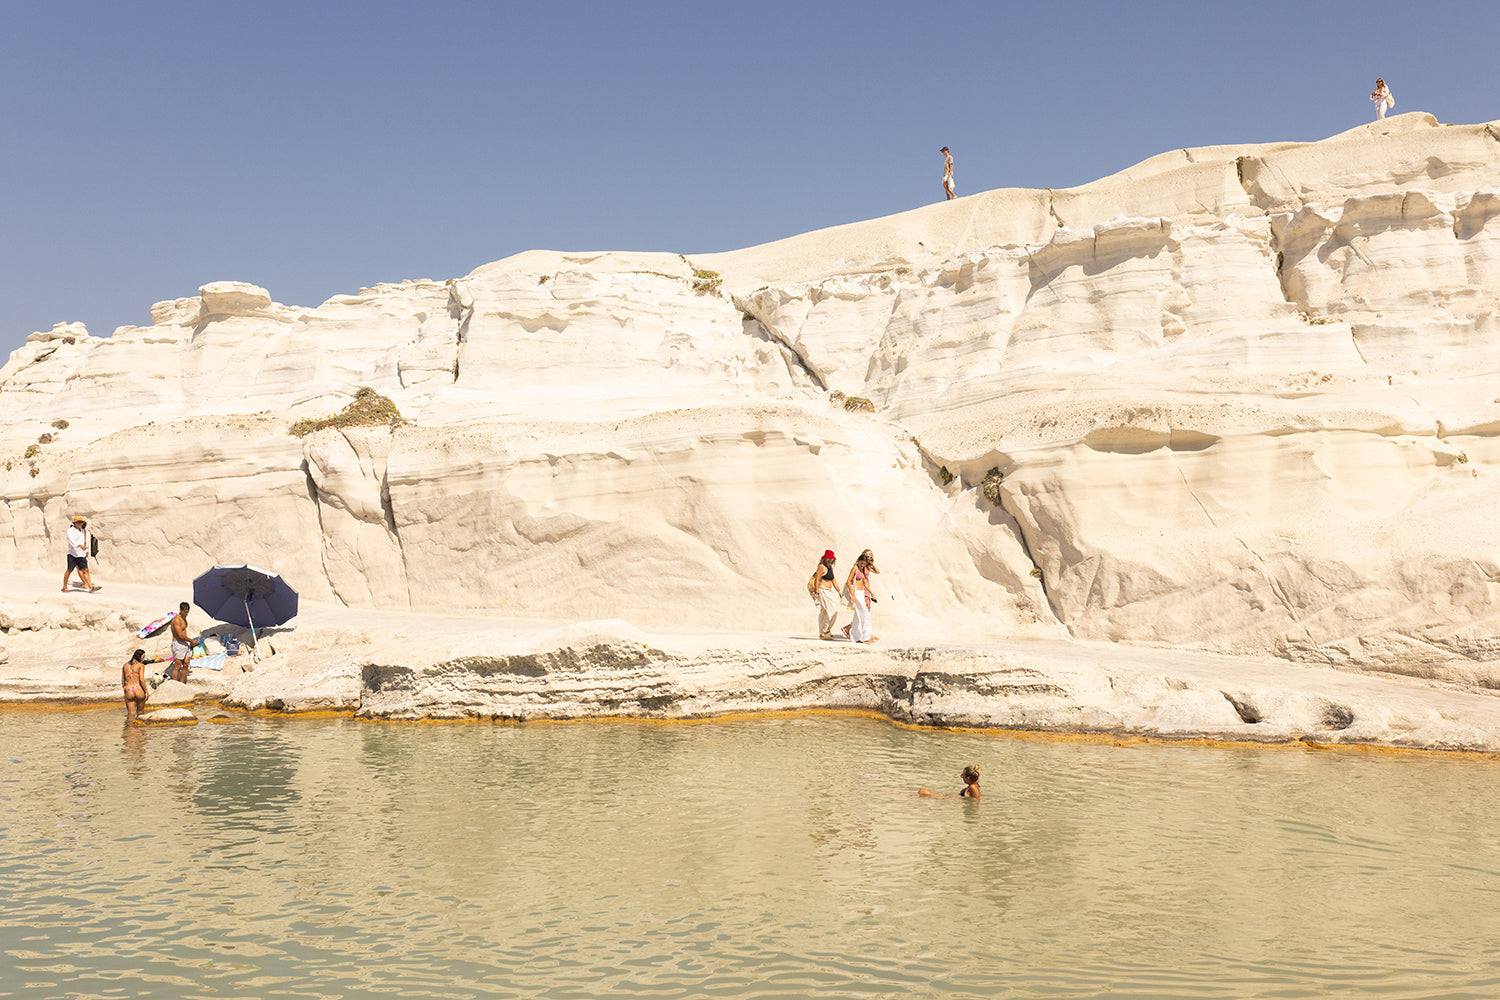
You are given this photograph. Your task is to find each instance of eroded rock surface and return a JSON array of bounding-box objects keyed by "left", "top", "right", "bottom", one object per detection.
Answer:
[{"left": 4, "top": 113, "right": 1500, "bottom": 698}]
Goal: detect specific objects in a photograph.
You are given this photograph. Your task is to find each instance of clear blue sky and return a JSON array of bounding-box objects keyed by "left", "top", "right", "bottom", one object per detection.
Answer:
[{"left": 3, "top": 0, "right": 1495, "bottom": 359}]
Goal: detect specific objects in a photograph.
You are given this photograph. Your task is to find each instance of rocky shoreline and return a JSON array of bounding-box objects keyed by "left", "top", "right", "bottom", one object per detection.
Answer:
[{"left": 6, "top": 575, "right": 1500, "bottom": 752}]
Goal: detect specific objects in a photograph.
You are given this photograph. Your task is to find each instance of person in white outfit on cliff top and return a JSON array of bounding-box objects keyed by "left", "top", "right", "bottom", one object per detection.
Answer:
[
  {"left": 1371, "top": 78, "right": 1395, "bottom": 120},
  {"left": 941, "top": 146, "right": 955, "bottom": 200}
]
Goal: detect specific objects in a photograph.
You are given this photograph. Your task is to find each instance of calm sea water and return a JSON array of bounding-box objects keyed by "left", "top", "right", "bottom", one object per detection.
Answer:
[{"left": 2, "top": 709, "right": 1499, "bottom": 1000}]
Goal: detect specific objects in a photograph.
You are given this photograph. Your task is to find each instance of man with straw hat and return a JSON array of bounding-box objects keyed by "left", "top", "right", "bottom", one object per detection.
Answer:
[{"left": 62, "top": 516, "right": 99, "bottom": 593}]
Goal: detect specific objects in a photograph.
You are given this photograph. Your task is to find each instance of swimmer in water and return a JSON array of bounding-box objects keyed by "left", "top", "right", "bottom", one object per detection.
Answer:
[
  {"left": 919, "top": 764, "right": 980, "bottom": 798},
  {"left": 122, "top": 649, "right": 150, "bottom": 719}
]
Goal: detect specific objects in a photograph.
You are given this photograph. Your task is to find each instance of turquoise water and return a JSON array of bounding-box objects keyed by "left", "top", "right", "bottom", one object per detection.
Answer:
[{"left": 2, "top": 709, "right": 1499, "bottom": 999}]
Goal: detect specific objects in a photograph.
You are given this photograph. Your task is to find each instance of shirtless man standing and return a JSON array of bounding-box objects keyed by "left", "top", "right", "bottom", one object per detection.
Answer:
[
  {"left": 122, "top": 649, "right": 151, "bottom": 719},
  {"left": 168, "top": 602, "right": 193, "bottom": 683},
  {"left": 941, "top": 146, "right": 955, "bottom": 201}
]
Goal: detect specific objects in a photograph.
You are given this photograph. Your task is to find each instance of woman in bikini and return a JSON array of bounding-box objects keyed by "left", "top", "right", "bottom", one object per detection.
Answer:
[
  {"left": 122, "top": 649, "right": 150, "bottom": 719},
  {"left": 919, "top": 764, "right": 980, "bottom": 798},
  {"left": 808, "top": 549, "right": 843, "bottom": 640},
  {"left": 843, "top": 551, "right": 877, "bottom": 643}
]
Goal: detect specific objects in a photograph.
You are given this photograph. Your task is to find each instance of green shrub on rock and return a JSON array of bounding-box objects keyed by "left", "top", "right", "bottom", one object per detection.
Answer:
[
  {"left": 981, "top": 467, "right": 1003, "bottom": 505},
  {"left": 289, "top": 387, "right": 405, "bottom": 437}
]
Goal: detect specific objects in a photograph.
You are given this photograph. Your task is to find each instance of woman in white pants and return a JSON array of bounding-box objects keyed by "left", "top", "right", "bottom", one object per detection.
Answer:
[
  {"left": 842, "top": 551, "right": 878, "bottom": 643},
  {"left": 808, "top": 549, "right": 843, "bottom": 639},
  {"left": 1371, "top": 78, "right": 1394, "bottom": 120}
]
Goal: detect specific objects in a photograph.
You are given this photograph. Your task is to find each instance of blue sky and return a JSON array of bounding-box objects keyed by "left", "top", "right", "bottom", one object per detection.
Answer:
[{"left": 3, "top": 0, "right": 1496, "bottom": 359}]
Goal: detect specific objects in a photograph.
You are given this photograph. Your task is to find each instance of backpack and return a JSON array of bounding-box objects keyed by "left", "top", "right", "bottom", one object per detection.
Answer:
[{"left": 89, "top": 534, "right": 100, "bottom": 558}]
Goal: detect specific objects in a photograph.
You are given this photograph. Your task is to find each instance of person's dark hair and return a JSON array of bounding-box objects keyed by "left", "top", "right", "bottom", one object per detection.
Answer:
[
  {"left": 131, "top": 649, "right": 146, "bottom": 662},
  {"left": 179, "top": 602, "right": 190, "bottom": 612},
  {"left": 819, "top": 555, "right": 835, "bottom": 570},
  {"left": 962, "top": 764, "right": 980, "bottom": 785}
]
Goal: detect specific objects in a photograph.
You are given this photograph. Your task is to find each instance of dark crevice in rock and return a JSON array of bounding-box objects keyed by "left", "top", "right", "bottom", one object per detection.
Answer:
[
  {"left": 732, "top": 295, "right": 828, "bottom": 392},
  {"left": 1223, "top": 692, "right": 1261, "bottom": 724},
  {"left": 1321, "top": 702, "right": 1355, "bottom": 730}
]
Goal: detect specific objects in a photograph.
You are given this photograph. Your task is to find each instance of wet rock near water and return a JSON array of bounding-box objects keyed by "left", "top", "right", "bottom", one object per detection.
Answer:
[
  {"left": 146, "top": 679, "right": 195, "bottom": 707},
  {"left": 136, "top": 707, "right": 197, "bottom": 725}
]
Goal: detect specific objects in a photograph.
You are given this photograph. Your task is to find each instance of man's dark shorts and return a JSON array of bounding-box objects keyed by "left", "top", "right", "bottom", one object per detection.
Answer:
[{"left": 67, "top": 554, "right": 89, "bottom": 572}]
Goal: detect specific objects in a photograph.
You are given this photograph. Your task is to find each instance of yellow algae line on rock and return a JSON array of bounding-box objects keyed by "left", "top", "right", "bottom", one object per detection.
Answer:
[
  {"left": 350, "top": 706, "right": 1500, "bottom": 758},
  {"left": 232, "top": 703, "right": 357, "bottom": 720},
  {"left": 9, "top": 697, "right": 1497, "bottom": 759},
  {"left": 882, "top": 719, "right": 1500, "bottom": 760},
  {"left": 0, "top": 700, "right": 125, "bottom": 716}
]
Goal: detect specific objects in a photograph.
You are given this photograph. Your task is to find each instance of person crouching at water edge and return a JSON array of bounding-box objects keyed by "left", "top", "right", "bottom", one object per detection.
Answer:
[
  {"left": 842, "top": 549, "right": 879, "bottom": 643},
  {"left": 919, "top": 764, "right": 980, "bottom": 798},
  {"left": 808, "top": 549, "right": 844, "bottom": 640}
]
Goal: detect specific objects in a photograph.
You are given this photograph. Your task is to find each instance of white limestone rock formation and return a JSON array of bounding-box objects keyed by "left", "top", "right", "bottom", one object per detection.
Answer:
[
  {"left": 146, "top": 679, "right": 195, "bottom": 707},
  {"left": 4, "top": 113, "right": 1500, "bottom": 691},
  {"left": 136, "top": 707, "right": 197, "bottom": 724}
]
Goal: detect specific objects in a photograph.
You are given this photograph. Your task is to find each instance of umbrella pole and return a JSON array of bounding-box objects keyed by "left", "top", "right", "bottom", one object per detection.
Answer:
[{"left": 245, "top": 597, "right": 262, "bottom": 663}]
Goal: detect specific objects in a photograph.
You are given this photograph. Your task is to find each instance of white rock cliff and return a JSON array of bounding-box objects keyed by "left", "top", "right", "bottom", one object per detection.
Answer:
[{"left": 4, "top": 113, "right": 1500, "bottom": 691}]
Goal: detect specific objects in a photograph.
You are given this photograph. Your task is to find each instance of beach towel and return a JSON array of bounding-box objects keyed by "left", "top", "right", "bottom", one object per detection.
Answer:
[{"left": 190, "top": 652, "right": 228, "bottom": 672}]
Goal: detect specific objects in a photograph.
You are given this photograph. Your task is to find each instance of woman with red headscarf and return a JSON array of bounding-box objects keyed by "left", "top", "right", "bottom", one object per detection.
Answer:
[{"left": 808, "top": 549, "right": 843, "bottom": 639}]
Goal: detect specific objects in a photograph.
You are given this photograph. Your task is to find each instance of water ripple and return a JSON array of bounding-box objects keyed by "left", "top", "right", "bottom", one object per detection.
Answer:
[{"left": 3, "top": 711, "right": 1500, "bottom": 998}]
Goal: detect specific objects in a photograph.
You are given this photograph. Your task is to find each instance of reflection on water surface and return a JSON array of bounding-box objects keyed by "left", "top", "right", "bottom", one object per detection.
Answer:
[{"left": 3, "top": 709, "right": 1499, "bottom": 999}]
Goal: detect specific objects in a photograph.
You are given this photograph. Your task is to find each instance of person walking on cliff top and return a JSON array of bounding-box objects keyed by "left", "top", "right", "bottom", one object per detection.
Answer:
[
  {"left": 941, "top": 147, "right": 955, "bottom": 201},
  {"left": 808, "top": 549, "right": 844, "bottom": 640},
  {"left": 168, "top": 602, "right": 193, "bottom": 683},
  {"left": 62, "top": 516, "right": 99, "bottom": 592},
  {"left": 1371, "top": 78, "right": 1395, "bottom": 120}
]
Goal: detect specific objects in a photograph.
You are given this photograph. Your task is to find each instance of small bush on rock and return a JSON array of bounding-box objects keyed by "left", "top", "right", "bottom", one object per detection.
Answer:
[
  {"left": 843, "top": 396, "right": 874, "bottom": 413},
  {"left": 691, "top": 269, "right": 722, "bottom": 294},
  {"left": 37, "top": 433, "right": 53, "bottom": 444},
  {"left": 23, "top": 444, "right": 39, "bottom": 459},
  {"left": 982, "top": 467, "right": 1003, "bottom": 505},
  {"left": 289, "top": 387, "right": 405, "bottom": 437},
  {"left": 828, "top": 390, "right": 846, "bottom": 406},
  {"left": 50, "top": 419, "right": 69, "bottom": 430},
  {"left": 940, "top": 466, "right": 954, "bottom": 485}
]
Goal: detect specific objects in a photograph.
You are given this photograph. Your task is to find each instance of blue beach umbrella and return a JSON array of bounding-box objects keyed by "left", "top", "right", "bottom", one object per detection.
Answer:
[{"left": 192, "top": 565, "right": 298, "bottom": 655}]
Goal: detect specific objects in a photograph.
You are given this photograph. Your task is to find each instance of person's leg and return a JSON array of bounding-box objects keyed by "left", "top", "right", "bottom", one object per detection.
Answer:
[{"left": 80, "top": 563, "right": 95, "bottom": 591}]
